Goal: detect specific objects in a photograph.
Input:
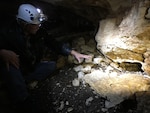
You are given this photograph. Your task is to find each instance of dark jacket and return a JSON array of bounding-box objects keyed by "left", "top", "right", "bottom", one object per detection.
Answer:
[{"left": 0, "top": 20, "right": 72, "bottom": 73}]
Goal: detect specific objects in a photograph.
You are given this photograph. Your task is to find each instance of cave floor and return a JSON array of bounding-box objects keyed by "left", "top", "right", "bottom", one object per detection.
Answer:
[{"left": 0, "top": 64, "right": 138, "bottom": 113}]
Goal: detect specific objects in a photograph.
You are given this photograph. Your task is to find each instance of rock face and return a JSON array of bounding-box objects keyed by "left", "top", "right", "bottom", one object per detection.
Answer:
[
  {"left": 68, "top": 34, "right": 150, "bottom": 110},
  {"left": 37, "top": 0, "right": 150, "bottom": 74},
  {"left": 95, "top": 0, "right": 150, "bottom": 75}
]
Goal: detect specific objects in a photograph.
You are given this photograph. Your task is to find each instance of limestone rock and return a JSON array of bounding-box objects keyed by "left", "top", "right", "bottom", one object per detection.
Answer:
[
  {"left": 95, "top": 0, "right": 150, "bottom": 75},
  {"left": 84, "top": 71, "right": 150, "bottom": 108}
]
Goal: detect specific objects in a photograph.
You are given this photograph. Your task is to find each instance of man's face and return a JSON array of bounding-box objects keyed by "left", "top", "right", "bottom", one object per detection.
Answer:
[{"left": 26, "top": 24, "right": 41, "bottom": 34}]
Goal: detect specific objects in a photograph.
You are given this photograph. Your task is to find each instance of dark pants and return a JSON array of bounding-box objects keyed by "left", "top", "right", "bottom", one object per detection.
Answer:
[{"left": 0, "top": 61, "right": 56, "bottom": 104}]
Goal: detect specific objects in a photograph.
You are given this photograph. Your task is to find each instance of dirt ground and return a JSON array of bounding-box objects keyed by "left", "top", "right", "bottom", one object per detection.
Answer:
[
  {"left": 29, "top": 64, "right": 138, "bottom": 113},
  {"left": 0, "top": 64, "right": 138, "bottom": 113}
]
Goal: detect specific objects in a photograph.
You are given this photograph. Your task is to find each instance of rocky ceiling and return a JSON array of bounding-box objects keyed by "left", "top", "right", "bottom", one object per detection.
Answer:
[
  {"left": 0, "top": 0, "right": 132, "bottom": 38},
  {"left": 0, "top": 0, "right": 132, "bottom": 26}
]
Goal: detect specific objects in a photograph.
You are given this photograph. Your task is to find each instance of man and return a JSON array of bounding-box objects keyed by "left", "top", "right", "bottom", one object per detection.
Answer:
[{"left": 0, "top": 3, "right": 91, "bottom": 112}]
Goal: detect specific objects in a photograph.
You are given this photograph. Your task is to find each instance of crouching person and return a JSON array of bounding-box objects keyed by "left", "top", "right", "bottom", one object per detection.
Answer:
[{"left": 0, "top": 3, "right": 91, "bottom": 113}]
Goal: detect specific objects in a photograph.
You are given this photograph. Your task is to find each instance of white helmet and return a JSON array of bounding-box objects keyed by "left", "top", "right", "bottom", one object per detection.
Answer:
[{"left": 16, "top": 4, "right": 47, "bottom": 24}]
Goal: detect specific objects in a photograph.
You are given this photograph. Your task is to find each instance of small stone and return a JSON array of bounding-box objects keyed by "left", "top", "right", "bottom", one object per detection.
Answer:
[
  {"left": 85, "top": 97, "right": 93, "bottom": 106},
  {"left": 67, "top": 107, "right": 73, "bottom": 112},
  {"left": 72, "top": 78, "right": 80, "bottom": 86}
]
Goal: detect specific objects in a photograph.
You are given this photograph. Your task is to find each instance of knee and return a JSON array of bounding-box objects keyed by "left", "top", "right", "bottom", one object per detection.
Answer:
[
  {"left": 48, "top": 61, "right": 56, "bottom": 70},
  {"left": 40, "top": 61, "right": 56, "bottom": 71},
  {"left": 0, "top": 65, "right": 18, "bottom": 79}
]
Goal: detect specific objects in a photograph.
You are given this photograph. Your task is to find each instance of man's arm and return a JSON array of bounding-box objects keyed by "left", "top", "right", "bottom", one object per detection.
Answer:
[{"left": 40, "top": 28, "right": 92, "bottom": 62}]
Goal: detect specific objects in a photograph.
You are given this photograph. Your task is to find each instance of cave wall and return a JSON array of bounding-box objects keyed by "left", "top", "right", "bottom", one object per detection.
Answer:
[{"left": 95, "top": 0, "right": 150, "bottom": 74}]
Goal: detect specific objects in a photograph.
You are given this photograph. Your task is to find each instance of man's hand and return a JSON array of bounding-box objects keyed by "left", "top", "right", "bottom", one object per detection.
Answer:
[
  {"left": 0, "top": 49, "right": 20, "bottom": 70},
  {"left": 70, "top": 50, "right": 92, "bottom": 63}
]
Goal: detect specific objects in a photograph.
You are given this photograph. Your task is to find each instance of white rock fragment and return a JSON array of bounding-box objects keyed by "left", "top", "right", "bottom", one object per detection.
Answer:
[
  {"left": 82, "top": 65, "right": 92, "bottom": 73},
  {"left": 109, "top": 71, "right": 118, "bottom": 77},
  {"left": 28, "top": 80, "right": 38, "bottom": 89},
  {"left": 101, "top": 108, "right": 108, "bottom": 112},
  {"left": 67, "top": 107, "right": 73, "bottom": 112},
  {"left": 85, "top": 97, "right": 93, "bottom": 106},
  {"left": 95, "top": 95, "right": 99, "bottom": 98},
  {"left": 93, "top": 57, "right": 103, "bottom": 64},
  {"left": 62, "top": 88, "right": 65, "bottom": 92},
  {"left": 56, "top": 83, "right": 60, "bottom": 86},
  {"left": 78, "top": 71, "right": 85, "bottom": 80},
  {"left": 65, "top": 101, "right": 69, "bottom": 105},
  {"left": 58, "top": 101, "right": 64, "bottom": 110},
  {"left": 72, "top": 78, "right": 80, "bottom": 86},
  {"left": 67, "top": 85, "right": 72, "bottom": 87},
  {"left": 105, "top": 65, "right": 114, "bottom": 73},
  {"left": 73, "top": 65, "right": 83, "bottom": 72},
  {"left": 105, "top": 101, "right": 114, "bottom": 109}
]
